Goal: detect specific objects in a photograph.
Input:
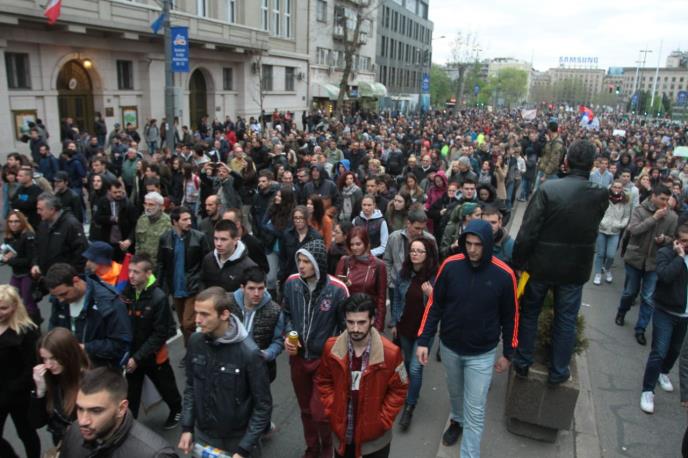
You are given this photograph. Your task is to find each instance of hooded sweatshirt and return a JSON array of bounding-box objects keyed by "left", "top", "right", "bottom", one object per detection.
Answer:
[
  {"left": 283, "top": 239, "right": 349, "bottom": 360},
  {"left": 352, "top": 209, "right": 389, "bottom": 257},
  {"left": 201, "top": 240, "right": 258, "bottom": 292},
  {"left": 417, "top": 219, "right": 519, "bottom": 359},
  {"left": 231, "top": 289, "right": 285, "bottom": 361}
]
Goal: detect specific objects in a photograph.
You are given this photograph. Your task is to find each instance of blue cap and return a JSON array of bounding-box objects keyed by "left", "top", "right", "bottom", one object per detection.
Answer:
[{"left": 82, "top": 241, "right": 113, "bottom": 265}]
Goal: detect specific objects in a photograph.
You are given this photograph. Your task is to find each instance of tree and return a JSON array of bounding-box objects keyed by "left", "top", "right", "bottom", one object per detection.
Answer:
[
  {"left": 333, "top": 2, "right": 378, "bottom": 118},
  {"left": 489, "top": 68, "right": 528, "bottom": 108},
  {"left": 430, "top": 64, "right": 453, "bottom": 106},
  {"left": 447, "top": 31, "right": 481, "bottom": 112}
]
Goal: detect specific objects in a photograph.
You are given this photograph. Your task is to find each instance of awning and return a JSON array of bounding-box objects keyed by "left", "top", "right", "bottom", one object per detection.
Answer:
[
  {"left": 358, "top": 81, "right": 388, "bottom": 98},
  {"left": 311, "top": 82, "right": 344, "bottom": 101}
]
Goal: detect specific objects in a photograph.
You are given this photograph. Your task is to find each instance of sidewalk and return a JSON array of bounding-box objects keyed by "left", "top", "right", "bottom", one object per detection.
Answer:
[{"left": 435, "top": 200, "right": 602, "bottom": 458}]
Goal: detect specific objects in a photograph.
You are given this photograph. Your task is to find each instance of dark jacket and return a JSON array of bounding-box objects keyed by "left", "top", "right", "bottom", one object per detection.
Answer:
[
  {"left": 61, "top": 411, "right": 177, "bottom": 458},
  {"left": 653, "top": 246, "right": 688, "bottom": 316},
  {"left": 304, "top": 166, "right": 340, "bottom": 208},
  {"left": 252, "top": 183, "right": 279, "bottom": 245},
  {"left": 335, "top": 254, "right": 387, "bottom": 331},
  {"left": 56, "top": 188, "right": 84, "bottom": 222},
  {"left": 157, "top": 228, "right": 211, "bottom": 296},
  {"left": 242, "top": 233, "right": 269, "bottom": 274},
  {"left": 278, "top": 226, "right": 323, "bottom": 285},
  {"left": 93, "top": 195, "right": 138, "bottom": 246},
  {"left": 34, "top": 210, "right": 89, "bottom": 274},
  {"left": 29, "top": 386, "right": 73, "bottom": 445},
  {"left": 417, "top": 220, "right": 518, "bottom": 359},
  {"left": 11, "top": 183, "right": 43, "bottom": 229},
  {"left": 4, "top": 230, "right": 35, "bottom": 276},
  {"left": 121, "top": 276, "right": 175, "bottom": 365},
  {"left": 49, "top": 275, "right": 133, "bottom": 367},
  {"left": 512, "top": 171, "right": 609, "bottom": 285},
  {"left": 283, "top": 239, "right": 350, "bottom": 360},
  {"left": 201, "top": 242, "right": 257, "bottom": 292},
  {"left": 0, "top": 326, "right": 39, "bottom": 408},
  {"left": 182, "top": 317, "right": 271, "bottom": 456},
  {"left": 38, "top": 153, "right": 60, "bottom": 182}
]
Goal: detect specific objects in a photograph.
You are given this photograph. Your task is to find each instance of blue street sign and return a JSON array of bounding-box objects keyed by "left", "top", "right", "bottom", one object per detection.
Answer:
[
  {"left": 171, "top": 26, "right": 189, "bottom": 73},
  {"left": 631, "top": 93, "right": 639, "bottom": 107},
  {"left": 678, "top": 91, "right": 688, "bottom": 106},
  {"left": 473, "top": 84, "right": 480, "bottom": 96},
  {"left": 421, "top": 73, "right": 430, "bottom": 94}
]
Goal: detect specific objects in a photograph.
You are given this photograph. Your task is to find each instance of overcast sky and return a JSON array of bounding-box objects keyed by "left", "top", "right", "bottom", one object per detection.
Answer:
[{"left": 429, "top": 0, "right": 687, "bottom": 72}]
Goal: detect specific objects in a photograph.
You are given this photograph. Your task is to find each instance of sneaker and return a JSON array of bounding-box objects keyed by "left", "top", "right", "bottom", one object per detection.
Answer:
[
  {"left": 605, "top": 271, "right": 613, "bottom": 283},
  {"left": 615, "top": 312, "right": 625, "bottom": 326},
  {"left": 658, "top": 373, "right": 674, "bottom": 392},
  {"left": 163, "top": 410, "right": 181, "bottom": 430},
  {"left": 593, "top": 274, "right": 601, "bottom": 285},
  {"left": 442, "top": 420, "right": 463, "bottom": 446},
  {"left": 635, "top": 332, "right": 647, "bottom": 346},
  {"left": 640, "top": 391, "right": 654, "bottom": 414}
]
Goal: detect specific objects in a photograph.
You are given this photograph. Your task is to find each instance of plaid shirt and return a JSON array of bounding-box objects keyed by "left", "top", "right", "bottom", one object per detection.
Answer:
[{"left": 345, "top": 338, "right": 371, "bottom": 444}]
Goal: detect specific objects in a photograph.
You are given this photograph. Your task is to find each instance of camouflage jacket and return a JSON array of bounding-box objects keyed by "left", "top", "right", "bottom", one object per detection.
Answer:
[
  {"left": 134, "top": 212, "right": 171, "bottom": 266},
  {"left": 538, "top": 136, "right": 565, "bottom": 176}
]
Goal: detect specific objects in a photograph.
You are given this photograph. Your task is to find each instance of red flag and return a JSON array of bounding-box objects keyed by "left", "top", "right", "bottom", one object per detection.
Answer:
[
  {"left": 115, "top": 253, "right": 132, "bottom": 293},
  {"left": 44, "top": 0, "right": 62, "bottom": 24}
]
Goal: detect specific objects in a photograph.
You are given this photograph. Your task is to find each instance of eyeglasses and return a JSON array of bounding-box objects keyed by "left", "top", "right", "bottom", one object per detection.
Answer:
[
  {"left": 293, "top": 216, "right": 306, "bottom": 221},
  {"left": 409, "top": 249, "right": 426, "bottom": 255}
]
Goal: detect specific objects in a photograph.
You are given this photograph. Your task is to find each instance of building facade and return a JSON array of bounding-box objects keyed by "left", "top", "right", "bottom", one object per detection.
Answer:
[
  {"left": 375, "top": 0, "right": 433, "bottom": 112},
  {"left": 0, "top": 0, "right": 309, "bottom": 157},
  {"left": 307, "top": 0, "right": 381, "bottom": 115},
  {"left": 619, "top": 67, "right": 688, "bottom": 105}
]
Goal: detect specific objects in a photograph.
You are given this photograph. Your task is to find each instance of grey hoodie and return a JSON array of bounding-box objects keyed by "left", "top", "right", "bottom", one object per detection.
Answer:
[{"left": 215, "top": 314, "right": 249, "bottom": 344}]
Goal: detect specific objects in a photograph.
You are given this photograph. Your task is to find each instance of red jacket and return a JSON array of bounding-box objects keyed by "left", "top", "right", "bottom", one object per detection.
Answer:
[
  {"left": 335, "top": 255, "right": 387, "bottom": 331},
  {"left": 316, "top": 329, "right": 407, "bottom": 457}
]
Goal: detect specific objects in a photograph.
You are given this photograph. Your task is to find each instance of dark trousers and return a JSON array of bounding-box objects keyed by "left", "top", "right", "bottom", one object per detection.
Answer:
[
  {"left": 642, "top": 308, "right": 688, "bottom": 392},
  {"left": 127, "top": 359, "right": 182, "bottom": 418},
  {"left": 0, "top": 401, "right": 41, "bottom": 458},
  {"left": 290, "top": 355, "right": 332, "bottom": 458},
  {"left": 335, "top": 443, "right": 391, "bottom": 458},
  {"left": 512, "top": 279, "right": 583, "bottom": 383}
]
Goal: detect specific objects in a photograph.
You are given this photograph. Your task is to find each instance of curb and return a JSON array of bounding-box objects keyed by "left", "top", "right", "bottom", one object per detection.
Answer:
[{"left": 573, "top": 350, "right": 602, "bottom": 457}]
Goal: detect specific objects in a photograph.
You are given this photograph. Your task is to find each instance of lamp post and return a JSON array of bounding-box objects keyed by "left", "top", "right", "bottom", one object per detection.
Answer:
[{"left": 163, "top": 0, "right": 175, "bottom": 150}]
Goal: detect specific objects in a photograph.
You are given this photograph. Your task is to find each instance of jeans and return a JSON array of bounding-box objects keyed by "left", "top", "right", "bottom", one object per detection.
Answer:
[
  {"left": 440, "top": 343, "right": 496, "bottom": 458},
  {"left": 147, "top": 141, "right": 158, "bottom": 153},
  {"left": 505, "top": 180, "right": 515, "bottom": 211},
  {"left": 617, "top": 263, "right": 657, "bottom": 333},
  {"left": 594, "top": 233, "right": 620, "bottom": 274},
  {"left": 399, "top": 335, "right": 433, "bottom": 406},
  {"left": 642, "top": 308, "right": 688, "bottom": 392},
  {"left": 512, "top": 279, "right": 583, "bottom": 383},
  {"left": 519, "top": 177, "right": 533, "bottom": 200}
]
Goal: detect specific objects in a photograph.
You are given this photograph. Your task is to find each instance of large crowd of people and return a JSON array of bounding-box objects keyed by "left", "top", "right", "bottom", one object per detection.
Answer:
[{"left": 1, "top": 107, "right": 688, "bottom": 458}]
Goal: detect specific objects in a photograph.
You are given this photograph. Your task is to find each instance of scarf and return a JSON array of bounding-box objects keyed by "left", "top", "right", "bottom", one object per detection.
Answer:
[
  {"left": 609, "top": 189, "right": 625, "bottom": 204},
  {"left": 341, "top": 184, "right": 359, "bottom": 220}
]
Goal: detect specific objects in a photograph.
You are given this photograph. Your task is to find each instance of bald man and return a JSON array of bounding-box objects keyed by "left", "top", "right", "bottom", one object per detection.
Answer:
[{"left": 198, "top": 195, "right": 221, "bottom": 241}]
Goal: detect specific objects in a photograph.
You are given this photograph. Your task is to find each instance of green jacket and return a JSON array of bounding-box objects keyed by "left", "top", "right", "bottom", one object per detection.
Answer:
[
  {"left": 134, "top": 212, "right": 171, "bottom": 266},
  {"left": 538, "top": 135, "right": 564, "bottom": 176}
]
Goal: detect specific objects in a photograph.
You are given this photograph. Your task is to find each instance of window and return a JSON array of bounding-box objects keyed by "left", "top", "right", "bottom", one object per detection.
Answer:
[
  {"left": 116, "top": 60, "right": 133, "bottom": 90},
  {"left": 384, "top": 7, "right": 390, "bottom": 28},
  {"left": 419, "top": 1, "right": 428, "bottom": 19},
  {"left": 284, "top": 0, "right": 291, "bottom": 37},
  {"left": 227, "top": 0, "right": 236, "bottom": 23},
  {"left": 223, "top": 67, "right": 233, "bottom": 90},
  {"left": 316, "top": 0, "right": 327, "bottom": 22},
  {"left": 5, "top": 53, "right": 30, "bottom": 89},
  {"left": 393, "top": 11, "right": 398, "bottom": 32},
  {"left": 389, "top": 39, "right": 395, "bottom": 59},
  {"left": 406, "top": 0, "right": 417, "bottom": 13},
  {"left": 380, "top": 36, "right": 387, "bottom": 57},
  {"left": 261, "top": 0, "right": 269, "bottom": 30},
  {"left": 262, "top": 64, "right": 273, "bottom": 91},
  {"left": 316, "top": 47, "right": 329, "bottom": 65},
  {"left": 273, "top": 0, "right": 281, "bottom": 36},
  {"left": 197, "top": 0, "right": 207, "bottom": 17},
  {"left": 285, "top": 66, "right": 295, "bottom": 91},
  {"left": 398, "top": 42, "right": 403, "bottom": 61}
]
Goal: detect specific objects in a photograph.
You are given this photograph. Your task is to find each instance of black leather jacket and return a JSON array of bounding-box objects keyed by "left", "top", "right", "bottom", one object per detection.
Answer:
[
  {"left": 156, "top": 228, "right": 211, "bottom": 296},
  {"left": 654, "top": 246, "right": 688, "bottom": 315},
  {"left": 513, "top": 171, "right": 609, "bottom": 285},
  {"left": 181, "top": 321, "right": 271, "bottom": 456}
]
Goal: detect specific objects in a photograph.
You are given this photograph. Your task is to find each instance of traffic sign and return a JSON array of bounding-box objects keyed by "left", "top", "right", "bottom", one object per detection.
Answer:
[
  {"left": 631, "top": 93, "right": 639, "bottom": 107},
  {"left": 473, "top": 84, "right": 480, "bottom": 96},
  {"left": 421, "top": 73, "right": 430, "bottom": 94},
  {"left": 171, "top": 26, "right": 189, "bottom": 73},
  {"left": 678, "top": 91, "right": 688, "bottom": 106}
]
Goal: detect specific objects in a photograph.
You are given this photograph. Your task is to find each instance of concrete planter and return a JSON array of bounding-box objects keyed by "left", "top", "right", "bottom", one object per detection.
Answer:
[{"left": 504, "top": 357, "right": 580, "bottom": 443}]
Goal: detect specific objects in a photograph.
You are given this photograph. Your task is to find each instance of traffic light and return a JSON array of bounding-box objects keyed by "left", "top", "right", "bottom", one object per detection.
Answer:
[{"left": 615, "top": 85, "right": 621, "bottom": 95}]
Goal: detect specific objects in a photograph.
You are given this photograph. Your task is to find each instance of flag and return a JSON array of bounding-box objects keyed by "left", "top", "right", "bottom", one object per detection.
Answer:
[
  {"left": 521, "top": 109, "right": 537, "bottom": 121},
  {"left": 578, "top": 105, "right": 595, "bottom": 122},
  {"left": 115, "top": 253, "right": 132, "bottom": 293},
  {"left": 151, "top": 12, "right": 165, "bottom": 34},
  {"left": 44, "top": 0, "right": 62, "bottom": 24}
]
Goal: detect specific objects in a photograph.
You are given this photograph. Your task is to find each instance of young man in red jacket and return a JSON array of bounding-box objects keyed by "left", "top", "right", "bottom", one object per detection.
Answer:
[{"left": 316, "top": 293, "right": 408, "bottom": 458}]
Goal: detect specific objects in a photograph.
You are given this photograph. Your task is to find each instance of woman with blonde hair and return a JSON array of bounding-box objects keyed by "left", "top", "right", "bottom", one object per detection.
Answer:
[
  {"left": 3, "top": 209, "right": 39, "bottom": 324},
  {"left": 0, "top": 284, "right": 40, "bottom": 458},
  {"left": 30, "top": 327, "right": 89, "bottom": 446}
]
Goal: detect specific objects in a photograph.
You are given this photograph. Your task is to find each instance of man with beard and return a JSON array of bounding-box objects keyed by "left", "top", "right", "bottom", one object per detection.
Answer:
[
  {"left": 60, "top": 367, "right": 177, "bottom": 457},
  {"left": 94, "top": 181, "right": 139, "bottom": 262},
  {"left": 316, "top": 293, "right": 407, "bottom": 458},
  {"left": 53, "top": 171, "right": 84, "bottom": 222},
  {"left": 129, "top": 192, "right": 170, "bottom": 266},
  {"left": 198, "top": 195, "right": 222, "bottom": 241}
]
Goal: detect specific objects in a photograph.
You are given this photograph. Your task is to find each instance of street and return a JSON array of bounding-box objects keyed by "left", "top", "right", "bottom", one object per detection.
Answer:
[{"left": 2, "top": 204, "right": 687, "bottom": 458}]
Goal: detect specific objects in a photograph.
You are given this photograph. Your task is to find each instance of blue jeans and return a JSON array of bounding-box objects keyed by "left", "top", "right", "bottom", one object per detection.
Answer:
[
  {"left": 440, "top": 343, "right": 496, "bottom": 458},
  {"left": 642, "top": 308, "right": 688, "bottom": 392},
  {"left": 505, "top": 181, "right": 515, "bottom": 211},
  {"left": 617, "top": 263, "right": 657, "bottom": 333},
  {"left": 399, "top": 335, "right": 433, "bottom": 406},
  {"left": 512, "top": 279, "right": 583, "bottom": 383},
  {"left": 594, "top": 232, "right": 620, "bottom": 274},
  {"left": 519, "top": 177, "right": 533, "bottom": 200}
]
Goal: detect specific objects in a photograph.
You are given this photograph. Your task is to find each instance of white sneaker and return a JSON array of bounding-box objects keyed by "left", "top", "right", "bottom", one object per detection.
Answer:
[
  {"left": 593, "top": 274, "right": 601, "bottom": 285},
  {"left": 605, "top": 271, "right": 613, "bottom": 283},
  {"left": 658, "top": 373, "right": 674, "bottom": 392},
  {"left": 640, "top": 391, "right": 655, "bottom": 414}
]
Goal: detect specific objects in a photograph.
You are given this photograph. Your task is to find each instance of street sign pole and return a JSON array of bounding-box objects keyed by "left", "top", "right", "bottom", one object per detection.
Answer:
[{"left": 163, "top": 0, "right": 175, "bottom": 150}]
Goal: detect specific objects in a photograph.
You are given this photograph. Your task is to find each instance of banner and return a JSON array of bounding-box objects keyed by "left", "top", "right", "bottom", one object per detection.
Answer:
[
  {"left": 521, "top": 109, "right": 537, "bottom": 121},
  {"left": 171, "top": 26, "right": 189, "bottom": 73}
]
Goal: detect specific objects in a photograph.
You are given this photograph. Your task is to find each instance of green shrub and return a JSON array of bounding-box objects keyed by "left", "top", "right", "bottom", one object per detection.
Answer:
[{"left": 533, "top": 291, "right": 589, "bottom": 362}]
